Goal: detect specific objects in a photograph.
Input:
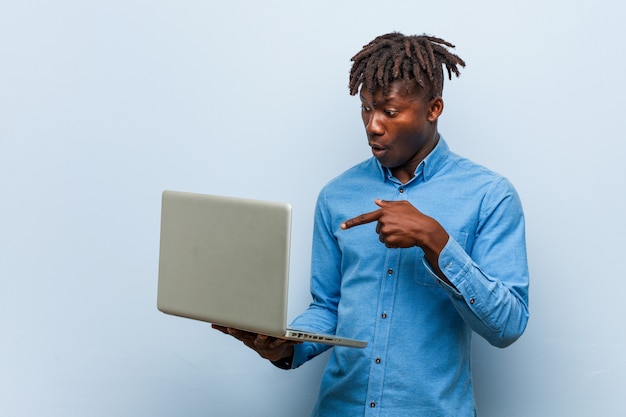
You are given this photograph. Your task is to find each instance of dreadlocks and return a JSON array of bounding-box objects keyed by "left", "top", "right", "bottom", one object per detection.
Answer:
[{"left": 349, "top": 32, "right": 466, "bottom": 99}]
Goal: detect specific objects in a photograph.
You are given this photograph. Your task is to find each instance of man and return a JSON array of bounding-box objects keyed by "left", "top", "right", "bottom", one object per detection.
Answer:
[{"left": 214, "top": 32, "right": 529, "bottom": 416}]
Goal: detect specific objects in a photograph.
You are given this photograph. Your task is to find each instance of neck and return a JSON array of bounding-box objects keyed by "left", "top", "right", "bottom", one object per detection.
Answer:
[{"left": 391, "top": 133, "right": 439, "bottom": 184}]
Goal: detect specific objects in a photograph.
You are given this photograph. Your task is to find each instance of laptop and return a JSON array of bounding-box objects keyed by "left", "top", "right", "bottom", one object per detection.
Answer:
[{"left": 157, "top": 190, "right": 367, "bottom": 348}]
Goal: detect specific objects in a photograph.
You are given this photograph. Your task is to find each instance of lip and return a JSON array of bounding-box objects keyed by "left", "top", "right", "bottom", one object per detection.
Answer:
[{"left": 370, "top": 143, "right": 386, "bottom": 158}]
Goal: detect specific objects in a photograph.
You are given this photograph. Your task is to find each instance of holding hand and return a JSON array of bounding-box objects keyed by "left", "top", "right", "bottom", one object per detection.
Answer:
[{"left": 211, "top": 324, "right": 299, "bottom": 363}]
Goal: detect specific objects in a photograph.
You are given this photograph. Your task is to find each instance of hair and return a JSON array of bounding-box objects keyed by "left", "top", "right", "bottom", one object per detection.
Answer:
[{"left": 349, "top": 32, "right": 466, "bottom": 99}]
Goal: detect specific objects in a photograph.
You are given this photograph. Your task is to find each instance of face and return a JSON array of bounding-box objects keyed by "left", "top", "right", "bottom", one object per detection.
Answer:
[{"left": 359, "top": 80, "right": 443, "bottom": 182}]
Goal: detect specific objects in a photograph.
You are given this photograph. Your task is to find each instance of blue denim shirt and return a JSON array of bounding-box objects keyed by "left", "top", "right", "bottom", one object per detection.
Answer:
[{"left": 289, "top": 137, "right": 529, "bottom": 417}]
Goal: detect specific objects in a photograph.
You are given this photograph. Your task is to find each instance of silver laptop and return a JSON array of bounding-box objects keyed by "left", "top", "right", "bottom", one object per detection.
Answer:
[{"left": 157, "top": 190, "right": 367, "bottom": 348}]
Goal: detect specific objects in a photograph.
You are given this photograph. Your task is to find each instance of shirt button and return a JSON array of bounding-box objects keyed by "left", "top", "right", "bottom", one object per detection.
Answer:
[
  {"left": 387, "top": 268, "right": 393, "bottom": 276},
  {"left": 381, "top": 312, "right": 387, "bottom": 319},
  {"left": 375, "top": 357, "right": 381, "bottom": 364},
  {"left": 399, "top": 188, "right": 404, "bottom": 193},
  {"left": 370, "top": 402, "right": 376, "bottom": 408},
  {"left": 470, "top": 298, "right": 475, "bottom": 304}
]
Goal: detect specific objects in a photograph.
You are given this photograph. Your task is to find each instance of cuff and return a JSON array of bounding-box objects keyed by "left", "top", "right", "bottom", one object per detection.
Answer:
[{"left": 270, "top": 356, "right": 293, "bottom": 370}]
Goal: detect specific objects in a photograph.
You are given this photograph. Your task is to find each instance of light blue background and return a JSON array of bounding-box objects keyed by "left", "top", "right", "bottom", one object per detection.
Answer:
[{"left": 1, "top": 1, "right": 624, "bottom": 416}]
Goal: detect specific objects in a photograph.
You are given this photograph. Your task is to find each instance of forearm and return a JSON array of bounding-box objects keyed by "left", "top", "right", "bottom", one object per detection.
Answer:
[
  {"left": 426, "top": 237, "right": 529, "bottom": 348},
  {"left": 287, "top": 304, "right": 337, "bottom": 367}
]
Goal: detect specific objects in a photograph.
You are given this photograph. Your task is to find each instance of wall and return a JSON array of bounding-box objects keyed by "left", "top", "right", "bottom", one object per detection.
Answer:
[{"left": 1, "top": 1, "right": 624, "bottom": 416}]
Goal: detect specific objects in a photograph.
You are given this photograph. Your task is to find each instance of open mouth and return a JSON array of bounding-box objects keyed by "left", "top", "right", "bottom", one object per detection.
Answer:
[{"left": 370, "top": 144, "right": 386, "bottom": 158}]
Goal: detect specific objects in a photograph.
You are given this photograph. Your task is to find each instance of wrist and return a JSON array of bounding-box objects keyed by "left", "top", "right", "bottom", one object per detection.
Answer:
[
  {"left": 422, "top": 220, "right": 449, "bottom": 258},
  {"left": 271, "top": 355, "right": 293, "bottom": 370}
]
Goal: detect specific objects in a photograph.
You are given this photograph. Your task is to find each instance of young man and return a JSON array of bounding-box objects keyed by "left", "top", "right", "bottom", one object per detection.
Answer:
[{"left": 214, "top": 32, "right": 529, "bottom": 416}]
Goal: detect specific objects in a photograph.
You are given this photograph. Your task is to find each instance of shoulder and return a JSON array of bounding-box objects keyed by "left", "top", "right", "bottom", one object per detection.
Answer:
[
  {"left": 446, "top": 150, "right": 501, "bottom": 178},
  {"left": 438, "top": 150, "right": 524, "bottom": 216},
  {"left": 320, "top": 157, "right": 381, "bottom": 194},
  {"left": 314, "top": 158, "right": 382, "bottom": 217},
  {"left": 444, "top": 150, "right": 516, "bottom": 191}
]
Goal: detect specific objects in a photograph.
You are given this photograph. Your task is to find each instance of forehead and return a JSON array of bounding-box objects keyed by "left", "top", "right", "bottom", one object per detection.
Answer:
[{"left": 359, "top": 79, "right": 427, "bottom": 104}]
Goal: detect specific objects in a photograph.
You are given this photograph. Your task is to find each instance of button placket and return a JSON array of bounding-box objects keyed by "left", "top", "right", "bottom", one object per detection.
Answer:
[{"left": 365, "top": 256, "right": 399, "bottom": 415}]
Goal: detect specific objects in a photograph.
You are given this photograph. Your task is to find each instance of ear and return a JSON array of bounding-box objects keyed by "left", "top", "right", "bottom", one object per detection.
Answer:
[{"left": 427, "top": 97, "right": 444, "bottom": 122}]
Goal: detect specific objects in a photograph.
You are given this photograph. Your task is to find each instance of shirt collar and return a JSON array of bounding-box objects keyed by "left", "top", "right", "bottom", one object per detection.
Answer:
[{"left": 376, "top": 135, "right": 450, "bottom": 184}]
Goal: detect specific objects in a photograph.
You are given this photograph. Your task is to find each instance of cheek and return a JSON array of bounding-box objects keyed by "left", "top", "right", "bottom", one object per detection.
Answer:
[
  {"left": 391, "top": 130, "right": 414, "bottom": 148},
  {"left": 391, "top": 132, "right": 424, "bottom": 157}
]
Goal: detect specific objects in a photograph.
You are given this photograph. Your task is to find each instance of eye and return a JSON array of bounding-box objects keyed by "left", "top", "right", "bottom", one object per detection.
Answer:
[
  {"left": 384, "top": 109, "right": 398, "bottom": 117},
  {"left": 361, "top": 104, "right": 371, "bottom": 112}
]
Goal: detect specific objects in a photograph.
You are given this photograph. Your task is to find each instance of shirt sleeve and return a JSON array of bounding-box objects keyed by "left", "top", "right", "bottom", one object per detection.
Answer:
[
  {"left": 424, "top": 177, "right": 530, "bottom": 348},
  {"left": 289, "top": 190, "right": 341, "bottom": 368}
]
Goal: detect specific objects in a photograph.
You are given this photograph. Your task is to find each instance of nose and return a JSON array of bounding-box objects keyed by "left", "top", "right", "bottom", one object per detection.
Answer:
[{"left": 365, "top": 111, "right": 384, "bottom": 136}]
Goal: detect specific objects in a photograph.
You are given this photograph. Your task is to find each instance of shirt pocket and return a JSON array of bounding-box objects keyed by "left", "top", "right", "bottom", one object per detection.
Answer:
[{"left": 412, "top": 230, "right": 469, "bottom": 287}]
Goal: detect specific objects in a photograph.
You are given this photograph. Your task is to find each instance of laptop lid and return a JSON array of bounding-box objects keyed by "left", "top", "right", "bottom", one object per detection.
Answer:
[{"left": 157, "top": 190, "right": 292, "bottom": 337}]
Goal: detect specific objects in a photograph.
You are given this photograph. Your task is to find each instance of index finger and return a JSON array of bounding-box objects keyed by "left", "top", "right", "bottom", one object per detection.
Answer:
[{"left": 340, "top": 208, "right": 383, "bottom": 230}]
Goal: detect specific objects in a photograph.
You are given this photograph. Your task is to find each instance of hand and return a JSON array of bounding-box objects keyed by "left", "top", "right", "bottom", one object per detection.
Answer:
[
  {"left": 211, "top": 324, "right": 299, "bottom": 362},
  {"left": 341, "top": 199, "right": 451, "bottom": 283},
  {"left": 341, "top": 199, "right": 447, "bottom": 250}
]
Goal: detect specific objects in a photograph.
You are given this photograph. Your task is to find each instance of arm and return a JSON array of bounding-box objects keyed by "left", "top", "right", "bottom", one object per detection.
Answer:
[
  {"left": 426, "top": 180, "right": 529, "bottom": 347},
  {"left": 288, "top": 192, "right": 344, "bottom": 367},
  {"left": 341, "top": 180, "right": 529, "bottom": 348}
]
